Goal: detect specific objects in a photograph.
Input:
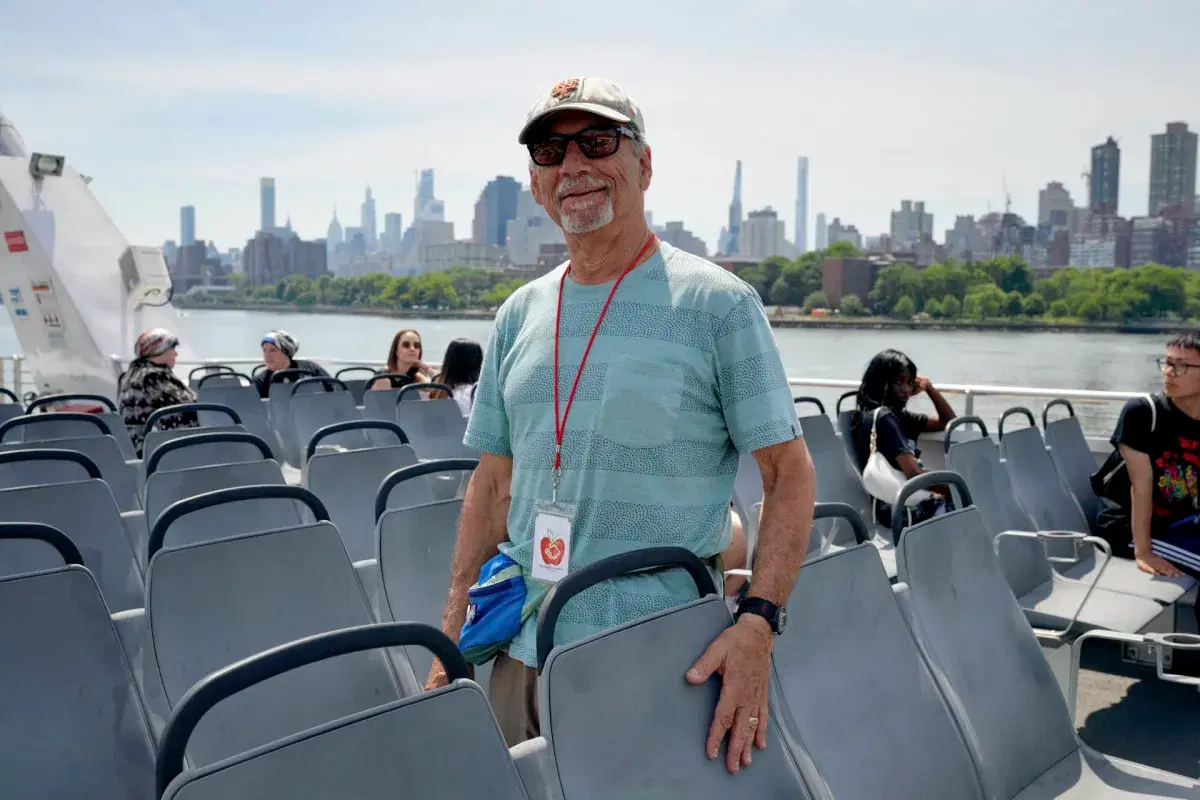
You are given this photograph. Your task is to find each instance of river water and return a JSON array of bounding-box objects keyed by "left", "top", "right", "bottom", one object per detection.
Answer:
[{"left": 0, "top": 308, "right": 1171, "bottom": 436}]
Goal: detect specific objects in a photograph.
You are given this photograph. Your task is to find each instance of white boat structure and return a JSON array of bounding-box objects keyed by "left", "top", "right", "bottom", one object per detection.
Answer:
[{"left": 0, "top": 113, "right": 1198, "bottom": 799}]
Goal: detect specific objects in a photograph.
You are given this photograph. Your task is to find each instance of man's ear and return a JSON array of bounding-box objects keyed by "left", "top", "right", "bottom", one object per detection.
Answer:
[
  {"left": 530, "top": 165, "right": 546, "bottom": 208},
  {"left": 639, "top": 145, "right": 653, "bottom": 191}
]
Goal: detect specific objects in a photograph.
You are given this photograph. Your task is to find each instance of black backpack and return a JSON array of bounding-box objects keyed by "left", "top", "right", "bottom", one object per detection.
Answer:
[{"left": 1090, "top": 394, "right": 1163, "bottom": 550}]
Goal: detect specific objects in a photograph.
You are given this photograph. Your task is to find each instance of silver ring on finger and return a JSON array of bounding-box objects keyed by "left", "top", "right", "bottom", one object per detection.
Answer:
[{"left": 747, "top": 716, "right": 759, "bottom": 728}]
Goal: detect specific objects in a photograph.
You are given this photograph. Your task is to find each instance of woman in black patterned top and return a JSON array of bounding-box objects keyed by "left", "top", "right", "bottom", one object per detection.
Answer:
[{"left": 118, "top": 328, "right": 197, "bottom": 457}]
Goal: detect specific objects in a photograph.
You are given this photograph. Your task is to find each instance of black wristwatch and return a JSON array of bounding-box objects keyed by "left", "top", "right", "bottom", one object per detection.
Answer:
[{"left": 735, "top": 597, "right": 787, "bottom": 635}]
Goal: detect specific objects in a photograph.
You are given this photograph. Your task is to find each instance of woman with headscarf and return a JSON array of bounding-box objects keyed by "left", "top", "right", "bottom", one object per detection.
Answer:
[
  {"left": 252, "top": 329, "right": 329, "bottom": 398},
  {"left": 118, "top": 328, "right": 197, "bottom": 457}
]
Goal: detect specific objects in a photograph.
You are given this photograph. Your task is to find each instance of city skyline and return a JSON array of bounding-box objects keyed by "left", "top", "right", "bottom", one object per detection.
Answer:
[{"left": 4, "top": 0, "right": 1198, "bottom": 250}]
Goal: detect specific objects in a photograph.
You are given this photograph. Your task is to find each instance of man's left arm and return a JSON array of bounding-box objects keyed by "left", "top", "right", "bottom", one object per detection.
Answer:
[{"left": 685, "top": 289, "right": 816, "bottom": 774}]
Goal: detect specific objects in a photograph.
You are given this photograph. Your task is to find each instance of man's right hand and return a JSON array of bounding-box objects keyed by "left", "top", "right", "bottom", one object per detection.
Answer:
[
  {"left": 425, "top": 660, "right": 450, "bottom": 691},
  {"left": 1136, "top": 551, "right": 1186, "bottom": 578}
]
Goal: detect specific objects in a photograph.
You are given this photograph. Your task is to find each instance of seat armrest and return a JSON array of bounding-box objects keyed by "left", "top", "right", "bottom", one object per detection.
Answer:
[
  {"left": 1068, "top": 630, "right": 1200, "bottom": 713},
  {"left": 995, "top": 530, "right": 1112, "bottom": 641},
  {"left": 510, "top": 736, "right": 564, "bottom": 800}
]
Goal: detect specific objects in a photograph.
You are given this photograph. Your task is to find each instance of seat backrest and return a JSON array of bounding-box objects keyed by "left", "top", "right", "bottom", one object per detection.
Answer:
[
  {"left": 145, "top": 460, "right": 287, "bottom": 531},
  {"left": 149, "top": 484, "right": 310, "bottom": 557},
  {"left": 541, "top": 593, "right": 813, "bottom": 798},
  {"left": 946, "top": 438, "right": 1050, "bottom": 598},
  {"left": 195, "top": 385, "right": 273, "bottom": 443},
  {"left": 396, "top": 398, "right": 475, "bottom": 459},
  {"left": 1000, "top": 425, "right": 1089, "bottom": 534},
  {"left": 0, "top": 479, "right": 143, "bottom": 611},
  {"left": 774, "top": 543, "right": 984, "bottom": 799},
  {"left": 0, "top": 434, "right": 140, "bottom": 512},
  {"left": 307, "top": 444, "right": 419, "bottom": 562},
  {"left": 1044, "top": 415, "right": 1101, "bottom": 530},
  {"left": 0, "top": 403, "right": 23, "bottom": 425},
  {"left": 1, "top": 412, "right": 110, "bottom": 443},
  {"left": 158, "top": 626, "right": 526, "bottom": 800},
  {"left": 143, "top": 425, "right": 247, "bottom": 467},
  {"left": 145, "top": 432, "right": 274, "bottom": 478},
  {"left": 0, "top": 447, "right": 99, "bottom": 490},
  {"left": 0, "top": 566, "right": 156, "bottom": 799},
  {"left": 99, "top": 411, "right": 138, "bottom": 459},
  {"left": 335, "top": 367, "right": 378, "bottom": 406},
  {"left": 360, "top": 385, "right": 403, "bottom": 422},
  {"left": 799, "top": 414, "right": 874, "bottom": 547},
  {"left": 896, "top": 505, "right": 1081, "bottom": 799},
  {"left": 837, "top": 408, "right": 863, "bottom": 470},
  {"left": 291, "top": 391, "right": 367, "bottom": 457},
  {"left": 377, "top": 499, "right": 464, "bottom": 678},
  {"left": 146, "top": 522, "right": 405, "bottom": 769}
]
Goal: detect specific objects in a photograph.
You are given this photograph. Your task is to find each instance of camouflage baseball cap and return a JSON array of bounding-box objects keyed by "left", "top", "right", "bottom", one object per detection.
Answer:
[{"left": 518, "top": 77, "right": 646, "bottom": 144}]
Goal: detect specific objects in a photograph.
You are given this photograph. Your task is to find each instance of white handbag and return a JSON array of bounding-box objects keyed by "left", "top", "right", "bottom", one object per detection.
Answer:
[{"left": 861, "top": 407, "right": 932, "bottom": 507}]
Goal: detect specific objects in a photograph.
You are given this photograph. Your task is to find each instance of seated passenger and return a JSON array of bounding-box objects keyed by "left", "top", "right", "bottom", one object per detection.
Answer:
[
  {"left": 119, "top": 328, "right": 197, "bottom": 457},
  {"left": 252, "top": 329, "right": 329, "bottom": 398},
  {"left": 851, "top": 349, "right": 956, "bottom": 531},
  {"left": 429, "top": 338, "right": 483, "bottom": 416},
  {"left": 369, "top": 328, "right": 432, "bottom": 391}
]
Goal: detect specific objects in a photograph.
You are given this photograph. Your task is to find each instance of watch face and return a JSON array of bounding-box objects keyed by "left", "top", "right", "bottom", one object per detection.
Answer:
[{"left": 776, "top": 606, "right": 788, "bottom": 634}]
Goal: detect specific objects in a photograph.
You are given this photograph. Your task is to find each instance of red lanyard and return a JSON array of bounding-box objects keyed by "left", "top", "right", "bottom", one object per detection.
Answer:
[{"left": 552, "top": 234, "right": 658, "bottom": 497}]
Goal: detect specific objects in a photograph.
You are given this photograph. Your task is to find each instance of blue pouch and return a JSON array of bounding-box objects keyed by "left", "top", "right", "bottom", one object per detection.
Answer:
[{"left": 458, "top": 551, "right": 547, "bottom": 665}]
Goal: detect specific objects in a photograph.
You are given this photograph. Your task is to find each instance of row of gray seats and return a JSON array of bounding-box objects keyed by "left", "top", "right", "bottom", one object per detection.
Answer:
[{"left": 6, "top": 478, "right": 1197, "bottom": 798}]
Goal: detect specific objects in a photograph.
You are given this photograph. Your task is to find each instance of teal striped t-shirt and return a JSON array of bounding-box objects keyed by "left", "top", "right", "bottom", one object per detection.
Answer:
[{"left": 465, "top": 241, "right": 799, "bottom": 667}]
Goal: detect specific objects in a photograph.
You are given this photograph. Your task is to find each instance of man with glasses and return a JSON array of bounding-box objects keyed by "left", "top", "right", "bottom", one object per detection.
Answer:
[{"left": 427, "top": 77, "right": 815, "bottom": 774}]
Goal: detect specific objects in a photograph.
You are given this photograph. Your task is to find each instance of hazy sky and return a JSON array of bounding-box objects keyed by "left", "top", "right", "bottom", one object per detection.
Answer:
[{"left": 3, "top": 0, "right": 1198, "bottom": 253}]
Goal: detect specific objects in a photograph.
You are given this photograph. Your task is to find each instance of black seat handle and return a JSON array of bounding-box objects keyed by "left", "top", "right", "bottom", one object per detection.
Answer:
[
  {"left": 25, "top": 393, "right": 116, "bottom": 413},
  {"left": 144, "top": 432, "right": 275, "bottom": 478},
  {"left": 1042, "top": 398, "right": 1076, "bottom": 428},
  {"left": 835, "top": 390, "right": 857, "bottom": 416},
  {"left": 793, "top": 396, "right": 826, "bottom": 417},
  {"left": 187, "top": 365, "right": 236, "bottom": 383},
  {"left": 289, "top": 376, "right": 349, "bottom": 397},
  {"left": 943, "top": 416, "right": 990, "bottom": 454},
  {"left": 0, "top": 387, "right": 21, "bottom": 406},
  {"left": 335, "top": 366, "right": 380, "bottom": 380},
  {"left": 537, "top": 546, "right": 716, "bottom": 671},
  {"left": 813, "top": 502, "right": 870, "bottom": 545},
  {"left": 252, "top": 363, "right": 269, "bottom": 377},
  {"left": 306, "top": 420, "right": 409, "bottom": 462},
  {"left": 0, "top": 522, "right": 84, "bottom": 567},
  {"left": 891, "top": 471, "right": 973, "bottom": 542},
  {"left": 269, "top": 368, "right": 318, "bottom": 384},
  {"left": 144, "top": 402, "right": 241, "bottom": 436},
  {"left": 375, "top": 459, "right": 479, "bottom": 521},
  {"left": 0, "top": 447, "right": 103, "bottom": 479},
  {"left": 196, "top": 371, "right": 254, "bottom": 389},
  {"left": 148, "top": 484, "right": 330, "bottom": 559},
  {"left": 997, "top": 407, "right": 1036, "bottom": 441},
  {"left": 0, "top": 412, "right": 111, "bottom": 441},
  {"left": 155, "top": 622, "right": 468, "bottom": 796},
  {"left": 396, "top": 382, "right": 453, "bottom": 402}
]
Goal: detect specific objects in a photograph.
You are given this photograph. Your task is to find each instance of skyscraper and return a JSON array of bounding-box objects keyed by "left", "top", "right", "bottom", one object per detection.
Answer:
[
  {"left": 815, "top": 213, "right": 827, "bottom": 249},
  {"left": 1149, "top": 122, "right": 1198, "bottom": 215},
  {"left": 361, "top": 187, "right": 377, "bottom": 250},
  {"left": 415, "top": 169, "right": 436, "bottom": 221},
  {"left": 794, "top": 157, "right": 809, "bottom": 253},
  {"left": 1037, "top": 182, "right": 1073, "bottom": 227},
  {"left": 472, "top": 176, "right": 521, "bottom": 247},
  {"left": 1090, "top": 137, "right": 1120, "bottom": 216},
  {"left": 726, "top": 160, "right": 743, "bottom": 256},
  {"left": 180, "top": 205, "right": 196, "bottom": 246},
  {"left": 260, "top": 177, "right": 276, "bottom": 232},
  {"left": 382, "top": 213, "right": 404, "bottom": 254}
]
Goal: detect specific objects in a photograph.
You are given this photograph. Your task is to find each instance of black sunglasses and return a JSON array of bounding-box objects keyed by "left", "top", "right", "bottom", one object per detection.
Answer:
[{"left": 527, "top": 125, "right": 639, "bottom": 167}]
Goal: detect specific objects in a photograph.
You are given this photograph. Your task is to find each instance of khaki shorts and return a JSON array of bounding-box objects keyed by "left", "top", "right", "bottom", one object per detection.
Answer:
[{"left": 488, "top": 650, "right": 540, "bottom": 747}]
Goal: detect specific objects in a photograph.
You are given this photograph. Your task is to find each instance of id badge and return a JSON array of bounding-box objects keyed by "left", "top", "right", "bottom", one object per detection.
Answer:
[{"left": 532, "top": 499, "right": 576, "bottom": 583}]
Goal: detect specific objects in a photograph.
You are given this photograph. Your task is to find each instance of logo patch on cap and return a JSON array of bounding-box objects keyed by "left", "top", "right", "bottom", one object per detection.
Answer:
[{"left": 550, "top": 79, "right": 579, "bottom": 100}]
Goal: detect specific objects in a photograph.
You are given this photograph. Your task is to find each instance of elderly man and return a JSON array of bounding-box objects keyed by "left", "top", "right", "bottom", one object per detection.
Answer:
[{"left": 427, "top": 76, "right": 815, "bottom": 774}]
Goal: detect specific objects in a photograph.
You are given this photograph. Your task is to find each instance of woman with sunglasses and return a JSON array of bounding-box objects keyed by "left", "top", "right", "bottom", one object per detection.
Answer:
[
  {"left": 370, "top": 328, "right": 432, "bottom": 390},
  {"left": 118, "top": 328, "right": 197, "bottom": 457}
]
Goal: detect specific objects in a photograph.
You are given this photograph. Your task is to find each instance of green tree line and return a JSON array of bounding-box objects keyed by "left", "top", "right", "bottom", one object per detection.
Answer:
[{"left": 177, "top": 268, "right": 530, "bottom": 311}]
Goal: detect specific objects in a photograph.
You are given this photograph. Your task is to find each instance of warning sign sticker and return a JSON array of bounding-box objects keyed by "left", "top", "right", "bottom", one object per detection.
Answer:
[{"left": 4, "top": 230, "right": 27, "bottom": 253}]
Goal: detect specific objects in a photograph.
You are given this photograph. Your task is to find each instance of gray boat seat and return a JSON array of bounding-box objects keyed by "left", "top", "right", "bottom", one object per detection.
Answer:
[
  {"left": 145, "top": 518, "right": 408, "bottom": 771},
  {"left": 144, "top": 431, "right": 274, "bottom": 480},
  {"left": 0, "top": 434, "right": 141, "bottom": 513},
  {"left": 195, "top": 383, "right": 273, "bottom": 450},
  {"left": 396, "top": 395, "right": 477, "bottom": 460},
  {"left": 143, "top": 425, "right": 246, "bottom": 468},
  {"left": 361, "top": 384, "right": 404, "bottom": 422},
  {"left": 1042, "top": 399, "right": 1103, "bottom": 531},
  {"left": 291, "top": 383, "right": 366, "bottom": 461},
  {"left": 267, "top": 374, "right": 322, "bottom": 466},
  {"left": 378, "top": 500, "right": 467, "bottom": 680},
  {"left": 335, "top": 366, "right": 378, "bottom": 406},
  {"left": 0, "top": 479, "right": 144, "bottom": 611},
  {"left": 895, "top": 474, "right": 1200, "bottom": 798},
  {"left": 0, "top": 390, "right": 23, "bottom": 425},
  {"left": 0, "top": 446, "right": 100, "bottom": 490},
  {"left": 537, "top": 547, "right": 816, "bottom": 798},
  {"left": 147, "top": 484, "right": 313, "bottom": 558},
  {"left": 0, "top": 408, "right": 119, "bottom": 447},
  {"left": 837, "top": 407, "right": 862, "bottom": 470},
  {"left": 304, "top": 422, "right": 417, "bottom": 562},
  {"left": 375, "top": 457, "right": 475, "bottom": 511},
  {"left": 774, "top": 534, "right": 985, "bottom": 799},
  {"left": 144, "top": 460, "right": 287, "bottom": 534},
  {"left": 1000, "top": 410, "right": 1194, "bottom": 605},
  {"left": 0, "top": 560, "right": 156, "bottom": 799},
  {"left": 157, "top": 624, "right": 528, "bottom": 800}
]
